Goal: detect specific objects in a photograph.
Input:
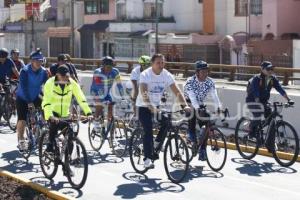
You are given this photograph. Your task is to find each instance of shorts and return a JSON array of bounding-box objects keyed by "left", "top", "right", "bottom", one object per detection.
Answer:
[
  {"left": 93, "top": 94, "right": 113, "bottom": 103},
  {"left": 16, "top": 97, "right": 42, "bottom": 121}
]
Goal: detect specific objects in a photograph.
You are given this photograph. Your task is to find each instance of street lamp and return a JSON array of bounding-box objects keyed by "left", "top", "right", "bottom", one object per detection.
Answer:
[{"left": 155, "top": 0, "right": 159, "bottom": 53}]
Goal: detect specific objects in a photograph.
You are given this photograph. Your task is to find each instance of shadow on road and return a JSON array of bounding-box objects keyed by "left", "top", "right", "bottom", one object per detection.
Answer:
[
  {"left": 181, "top": 165, "right": 224, "bottom": 183},
  {"left": 114, "top": 172, "right": 185, "bottom": 199},
  {"left": 232, "top": 158, "right": 297, "bottom": 177},
  {"left": 30, "top": 176, "right": 83, "bottom": 199},
  {"left": 0, "top": 150, "right": 40, "bottom": 174},
  {"left": 87, "top": 151, "right": 124, "bottom": 165}
]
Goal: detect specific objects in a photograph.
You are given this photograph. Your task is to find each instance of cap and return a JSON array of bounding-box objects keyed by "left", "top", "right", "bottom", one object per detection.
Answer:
[
  {"left": 57, "top": 54, "right": 68, "bottom": 62},
  {"left": 11, "top": 48, "right": 20, "bottom": 54},
  {"left": 261, "top": 61, "right": 274, "bottom": 69},
  {"left": 195, "top": 60, "right": 208, "bottom": 70},
  {"left": 57, "top": 65, "right": 70, "bottom": 76},
  {"left": 30, "top": 50, "right": 44, "bottom": 61}
]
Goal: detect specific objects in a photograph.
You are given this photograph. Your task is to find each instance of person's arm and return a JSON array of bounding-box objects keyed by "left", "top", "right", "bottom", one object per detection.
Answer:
[
  {"left": 170, "top": 83, "right": 188, "bottom": 108},
  {"left": 19, "top": 70, "right": 30, "bottom": 102},
  {"left": 42, "top": 80, "right": 53, "bottom": 120},
  {"left": 115, "top": 73, "right": 125, "bottom": 97},
  {"left": 131, "top": 80, "right": 138, "bottom": 101},
  {"left": 251, "top": 77, "right": 260, "bottom": 102},
  {"left": 73, "top": 81, "right": 92, "bottom": 115},
  {"left": 209, "top": 84, "right": 222, "bottom": 109},
  {"left": 273, "top": 76, "right": 289, "bottom": 101}
]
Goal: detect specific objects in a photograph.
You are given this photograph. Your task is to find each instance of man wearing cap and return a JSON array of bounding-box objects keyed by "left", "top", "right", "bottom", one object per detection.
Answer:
[
  {"left": 16, "top": 49, "right": 49, "bottom": 152},
  {"left": 50, "top": 54, "right": 79, "bottom": 82},
  {"left": 184, "top": 60, "right": 222, "bottom": 161},
  {"left": 10, "top": 48, "right": 25, "bottom": 80},
  {"left": 246, "top": 61, "right": 294, "bottom": 151},
  {"left": 0, "top": 48, "right": 19, "bottom": 91},
  {"left": 42, "top": 65, "right": 92, "bottom": 154}
]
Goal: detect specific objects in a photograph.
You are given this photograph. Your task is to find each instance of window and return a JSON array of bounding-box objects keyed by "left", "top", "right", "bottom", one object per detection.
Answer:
[
  {"left": 85, "top": 0, "right": 98, "bottom": 15},
  {"left": 116, "top": 3, "right": 126, "bottom": 20},
  {"left": 235, "top": 0, "right": 248, "bottom": 16},
  {"left": 250, "top": 0, "right": 262, "bottom": 15},
  {"left": 144, "top": 3, "right": 163, "bottom": 19},
  {"left": 100, "top": 0, "right": 109, "bottom": 14}
]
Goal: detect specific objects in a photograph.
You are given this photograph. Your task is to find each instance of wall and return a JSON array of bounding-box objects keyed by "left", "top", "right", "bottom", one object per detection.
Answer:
[
  {"left": 109, "top": 22, "right": 175, "bottom": 33},
  {"left": 262, "top": 0, "right": 278, "bottom": 38},
  {"left": 125, "top": 0, "right": 143, "bottom": 19},
  {"left": 10, "top": 3, "right": 26, "bottom": 22},
  {"left": 293, "top": 40, "right": 300, "bottom": 85},
  {"left": 4, "top": 33, "right": 25, "bottom": 56},
  {"left": 276, "top": 0, "right": 300, "bottom": 37},
  {"left": 84, "top": 0, "right": 116, "bottom": 24},
  {"left": 0, "top": 7, "right": 9, "bottom": 28}
]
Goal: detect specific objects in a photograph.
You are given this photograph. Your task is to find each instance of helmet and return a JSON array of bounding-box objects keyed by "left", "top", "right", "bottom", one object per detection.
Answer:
[
  {"left": 195, "top": 60, "right": 208, "bottom": 70},
  {"left": 30, "top": 49, "right": 44, "bottom": 61},
  {"left": 57, "top": 54, "right": 67, "bottom": 62},
  {"left": 102, "top": 56, "right": 114, "bottom": 66},
  {"left": 11, "top": 48, "right": 20, "bottom": 55},
  {"left": 0, "top": 48, "right": 9, "bottom": 58},
  {"left": 261, "top": 61, "right": 274, "bottom": 70},
  {"left": 138, "top": 55, "right": 151, "bottom": 66}
]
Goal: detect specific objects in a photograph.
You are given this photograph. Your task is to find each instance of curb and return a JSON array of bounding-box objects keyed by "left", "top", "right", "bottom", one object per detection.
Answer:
[
  {"left": 212, "top": 141, "right": 300, "bottom": 162},
  {"left": 0, "top": 170, "right": 75, "bottom": 200}
]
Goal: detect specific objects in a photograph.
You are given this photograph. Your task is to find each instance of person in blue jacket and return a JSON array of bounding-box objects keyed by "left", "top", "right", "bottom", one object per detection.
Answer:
[{"left": 16, "top": 49, "right": 49, "bottom": 152}]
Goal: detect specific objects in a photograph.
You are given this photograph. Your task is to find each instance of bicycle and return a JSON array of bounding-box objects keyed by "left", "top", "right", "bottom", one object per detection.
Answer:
[
  {"left": 18, "top": 107, "right": 47, "bottom": 160},
  {"left": 39, "top": 118, "right": 89, "bottom": 189},
  {"left": 88, "top": 102, "right": 129, "bottom": 157},
  {"left": 129, "top": 110, "right": 189, "bottom": 183},
  {"left": 0, "top": 79, "right": 18, "bottom": 131},
  {"left": 235, "top": 102, "right": 299, "bottom": 167},
  {"left": 180, "top": 106, "right": 229, "bottom": 172}
]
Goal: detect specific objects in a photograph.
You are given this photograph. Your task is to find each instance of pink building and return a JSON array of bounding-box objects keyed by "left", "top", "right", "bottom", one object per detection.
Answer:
[{"left": 83, "top": 0, "right": 116, "bottom": 24}]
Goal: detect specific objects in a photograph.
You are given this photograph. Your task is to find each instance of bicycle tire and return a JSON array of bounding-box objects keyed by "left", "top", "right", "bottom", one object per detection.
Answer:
[
  {"left": 39, "top": 130, "right": 58, "bottom": 179},
  {"left": 163, "top": 134, "right": 189, "bottom": 183},
  {"left": 177, "top": 122, "right": 195, "bottom": 164},
  {"left": 272, "top": 120, "right": 299, "bottom": 167},
  {"left": 206, "top": 127, "right": 227, "bottom": 172},
  {"left": 65, "top": 137, "right": 89, "bottom": 189},
  {"left": 88, "top": 120, "right": 105, "bottom": 152},
  {"left": 110, "top": 120, "right": 128, "bottom": 157},
  {"left": 4, "top": 98, "right": 17, "bottom": 131},
  {"left": 235, "top": 117, "right": 259, "bottom": 160},
  {"left": 129, "top": 128, "right": 149, "bottom": 174}
]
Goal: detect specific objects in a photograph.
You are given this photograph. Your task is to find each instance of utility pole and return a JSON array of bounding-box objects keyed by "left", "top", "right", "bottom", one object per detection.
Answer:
[
  {"left": 155, "top": 0, "right": 159, "bottom": 53},
  {"left": 70, "top": 0, "right": 75, "bottom": 57},
  {"left": 30, "top": 1, "right": 35, "bottom": 51}
]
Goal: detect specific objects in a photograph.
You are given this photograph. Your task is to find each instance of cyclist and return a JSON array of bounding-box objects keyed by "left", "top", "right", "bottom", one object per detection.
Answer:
[
  {"left": 65, "top": 54, "right": 79, "bottom": 82},
  {"left": 50, "top": 54, "right": 79, "bottom": 82},
  {"left": 246, "top": 61, "right": 294, "bottom": 152},
  {"left": 131, "top": 55, "right": 151, "bottom": 103},
  {"left": 10, "top": 48, "right": 25, "bottom": 80},
  {"left": 184, "top": 60, "right": 222, "bottom": 161},
  {"left": 90, "top": 56, "right": 125, "bottom": 129},
  {"left": 42, "top": 65, "right": 92, "bottom": 154},
  {"left": 0, "top": 48, "right": 20, "bottom": 91},
  {"left": 136, "top": 53, "right": 191, "bottom": 169},
  {"left": 16, "top": 49, "right": 49, "bottom": 152}
]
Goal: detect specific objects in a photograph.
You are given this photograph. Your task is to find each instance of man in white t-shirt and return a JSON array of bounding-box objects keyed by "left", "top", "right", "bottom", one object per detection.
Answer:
[
  {"left": 130, "top": 55, "right": 151, "bottom": 103},
  {"left": 136, "top": 54, "right": 191, "bottom": 169}
]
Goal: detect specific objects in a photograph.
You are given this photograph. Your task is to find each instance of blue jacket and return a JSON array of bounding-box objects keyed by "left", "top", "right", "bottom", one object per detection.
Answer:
[
  {"left": 246, "top": 73, "right": 286, "bottom": 103},
  {"left": 16, "top": 64, "right": 48, "bottom": 103},
  {"left": 0, "top": 58, "right": 15, "bottom": 84}
]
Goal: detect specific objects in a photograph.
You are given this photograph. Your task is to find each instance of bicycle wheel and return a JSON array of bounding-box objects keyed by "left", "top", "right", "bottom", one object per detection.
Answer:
[
  {"left": 39, "top": 130, "right": 58, "bottom": 179},
  {"left": 163, "top": 134, "right": 189, "bottom": 183},
  {"left": 272, "top": 121, "right": 299, "bottom": 167},
  {"left": 65, "top": 137, "right": 88, "bottom": 189},
  {"left": 110, "top": 120, "right": 128, "bottom": 157},
  {"left": 129, "top": 128, "right": 149, "bottom": 174},
  {"left": 235, "top": 117, "right": 259, "bottom": 160},
  {"left": 88, "top": 120, "right": 105, "bottom": 151},
  {"left": 177, "top": 122, "right": 195, "bottom": 163},
  {"left": 206, "top": 127, "right": 227, "bottom": 172},
  {"left": 4, "top": 99, "right": 17, "bottom": 131}
]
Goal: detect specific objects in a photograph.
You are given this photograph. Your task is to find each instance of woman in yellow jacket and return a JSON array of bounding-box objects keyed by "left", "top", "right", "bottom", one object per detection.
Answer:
[{"left": 42, "top": 65, "right": 92, "bottom": 153}]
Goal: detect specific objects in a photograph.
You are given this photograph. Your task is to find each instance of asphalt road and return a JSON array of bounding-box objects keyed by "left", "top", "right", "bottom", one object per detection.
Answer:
[{"left": 0, "top": 121, "right": 300, "bottom": 200}]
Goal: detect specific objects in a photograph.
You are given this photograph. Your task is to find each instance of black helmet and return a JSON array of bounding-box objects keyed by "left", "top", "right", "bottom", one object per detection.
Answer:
[
  {"left": 195, "top": 60, "right": 208, "bottom": 70},
  {"left": 102, "top": 56, "right": 114, "bottom": 66},
  {"left": 57, "top": 54, "right": 67, "bottom": 62},
  {"left": 11, "top": 48, "right": 20, "bottom": 55},
  {"left": 0, "top": 48, "right": 9, "bottom": 58}
]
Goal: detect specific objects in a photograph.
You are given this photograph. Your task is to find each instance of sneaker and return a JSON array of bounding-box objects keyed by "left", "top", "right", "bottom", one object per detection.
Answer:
[
  {"left": 198, "top": 149, "right": 207, "bottom": 161},
  {"left": 144, "top": 158, "right": 155, "bottom": 169},
  {"left": 18, "top": 140, "right": 27, "bottom": 152},
  {"left": 152, "top": 152, "right": 159, "bottom": 161}
]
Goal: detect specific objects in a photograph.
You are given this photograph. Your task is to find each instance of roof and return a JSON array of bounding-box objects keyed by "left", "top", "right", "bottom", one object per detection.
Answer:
[
  {"left": 78, "top": 20, "right": 110, "bottom": 33},
  {"left": 46, "top": 27, "right": 71, "bottom": 38}
]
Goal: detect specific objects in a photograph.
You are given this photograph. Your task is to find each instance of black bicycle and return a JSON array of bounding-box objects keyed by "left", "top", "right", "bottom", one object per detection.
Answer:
[
  {"left": 180, "top": 106, "right": 229, "bottom": 172},
  {"left": 235, "top": 102, "right": 299, "bottom": 167},
  {"left": 88, "top": 102, "right": 128, "bottom": 157},
  {"left": 39, "top": 118, "right": 89, "bottom": 189},
  {"left": 129, "top": 110, "right": 189, "bottom": 183}
]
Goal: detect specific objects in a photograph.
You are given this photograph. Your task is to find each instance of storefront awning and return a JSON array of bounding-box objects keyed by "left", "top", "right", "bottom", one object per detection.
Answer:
[
  {"left": 78, "top": 20, "right": 110, "bottom": 33},
  {"left": 46, "top": 27, "right": 71, "bottom": 38}
]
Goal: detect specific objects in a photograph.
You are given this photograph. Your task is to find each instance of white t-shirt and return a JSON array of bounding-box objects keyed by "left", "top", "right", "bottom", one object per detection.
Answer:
[
  {"left": 136, "top": 68, "right": 175, "bottom": 107},
  {"left": 130, "top": 65, "right": 142, "bottom": 85}
]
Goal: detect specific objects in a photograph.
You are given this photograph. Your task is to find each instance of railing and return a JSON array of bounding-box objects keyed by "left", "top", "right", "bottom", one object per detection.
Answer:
[{"left": 22, "top": 57, "right": 300, "bottom": 85}]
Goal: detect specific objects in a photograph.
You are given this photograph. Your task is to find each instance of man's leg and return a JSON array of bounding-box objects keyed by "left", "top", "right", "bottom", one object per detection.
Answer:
[
  {"left": 16, "top": 97, "right": 28, "bottom": 151},
  {"left": 247, "top": 103, "right": 264, "bottom": 138},
  {"left": 188, "top": 109, "right": 197, "bottom": 143},
  {"left": 154, "top": 114, "right": 169, "bottom": 152}
]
